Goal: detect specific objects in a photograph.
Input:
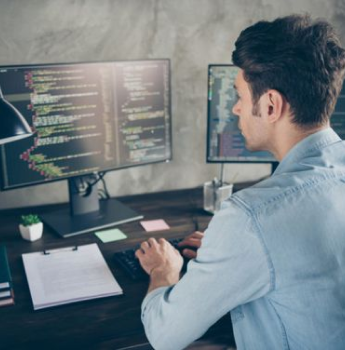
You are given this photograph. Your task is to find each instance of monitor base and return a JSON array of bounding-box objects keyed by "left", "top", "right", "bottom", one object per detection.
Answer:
[{"left": 41, "top": 199, "right": 143, "bottom": 238}]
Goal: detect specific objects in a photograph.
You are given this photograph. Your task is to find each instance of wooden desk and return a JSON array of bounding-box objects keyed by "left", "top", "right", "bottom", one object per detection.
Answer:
[{"left": 0, "top": 188, "right": 236, "bottom": 349}]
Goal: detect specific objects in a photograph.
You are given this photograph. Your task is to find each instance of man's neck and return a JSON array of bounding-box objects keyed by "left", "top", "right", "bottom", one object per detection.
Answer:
[{"left": 271, "top": 123, "right": 329, "bottom": 161}]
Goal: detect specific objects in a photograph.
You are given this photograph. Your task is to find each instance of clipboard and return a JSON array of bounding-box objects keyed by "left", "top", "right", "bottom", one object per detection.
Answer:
[{"left": 22, "top": 243, "right": 123, "bottom": 310}]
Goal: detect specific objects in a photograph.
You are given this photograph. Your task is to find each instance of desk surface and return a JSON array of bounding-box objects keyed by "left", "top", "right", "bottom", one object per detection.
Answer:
[{"left": 0, "top": 188, "right": 236, "bottom": 350}]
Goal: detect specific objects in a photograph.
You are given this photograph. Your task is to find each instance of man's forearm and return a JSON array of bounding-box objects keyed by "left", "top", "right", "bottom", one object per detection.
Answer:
[{"left": 147, "top": 268, "right": 180, "bottom": 294}]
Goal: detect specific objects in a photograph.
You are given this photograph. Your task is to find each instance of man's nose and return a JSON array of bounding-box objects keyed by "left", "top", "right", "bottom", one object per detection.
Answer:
[{"left": 232, "top": 101, "right": 240, "bottom": 116}]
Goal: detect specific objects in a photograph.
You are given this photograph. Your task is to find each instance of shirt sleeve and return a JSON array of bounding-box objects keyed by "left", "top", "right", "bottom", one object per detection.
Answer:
[{"left": 141, "top": 199, "right": 272, "bottom": 350}]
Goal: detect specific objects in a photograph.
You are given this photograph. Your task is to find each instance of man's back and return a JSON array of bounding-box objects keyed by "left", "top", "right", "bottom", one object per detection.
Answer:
[{"left": 231, "top": 128, "right": 345, "bottom": 349}]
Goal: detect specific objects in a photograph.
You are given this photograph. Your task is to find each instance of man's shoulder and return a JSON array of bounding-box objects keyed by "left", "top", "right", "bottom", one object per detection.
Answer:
[
  {"left": 231, "top": 165, "right": 345, "bottom": 214},
  {"left": 230, "top": 177, "right": 284, "bottom": 214},
  {"left": 230, "top": 171, "right": 321, "bottom": 213}
]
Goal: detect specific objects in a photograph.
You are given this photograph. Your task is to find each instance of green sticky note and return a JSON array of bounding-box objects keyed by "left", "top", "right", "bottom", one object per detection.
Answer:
[{"left": 95, "top": 228, "right": 127, "bottom": 243}]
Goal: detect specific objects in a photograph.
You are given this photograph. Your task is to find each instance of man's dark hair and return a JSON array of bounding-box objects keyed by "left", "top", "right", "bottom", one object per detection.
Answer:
[{"left": 232, "top": 14, "right": 345, "bottom": 126}]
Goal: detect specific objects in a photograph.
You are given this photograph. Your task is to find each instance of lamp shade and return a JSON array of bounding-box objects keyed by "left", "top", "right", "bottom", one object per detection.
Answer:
[{"left": 0, "top": 86, "right": 32, "bottom": 145}]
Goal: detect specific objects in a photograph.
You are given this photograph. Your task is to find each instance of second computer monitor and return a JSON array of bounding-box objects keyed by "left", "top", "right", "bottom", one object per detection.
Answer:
[
  {"left": 207, "top": 65, "right": 274, "bottom": 163},
  {"left": 207, "top": 64, "right": 345, "bottom": 164}
]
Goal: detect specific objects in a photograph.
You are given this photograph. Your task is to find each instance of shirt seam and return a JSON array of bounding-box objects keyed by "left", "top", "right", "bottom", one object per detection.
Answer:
[
  {"left": 231, "top": 196, "right": 276, "bottom": 293},
  {"left": 295, "top": 137, "right": 341, "bottom": 159},
  {"left": 266, "top": 297, "right": 291, "bottom": 350},
  {"left": 240, "top": 171, "right": 345, "bottom": 215}
]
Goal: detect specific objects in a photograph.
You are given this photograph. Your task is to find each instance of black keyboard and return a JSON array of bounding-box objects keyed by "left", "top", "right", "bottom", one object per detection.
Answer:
[{"left": 113, "top": 238, "right": 184, "bottom": 280}]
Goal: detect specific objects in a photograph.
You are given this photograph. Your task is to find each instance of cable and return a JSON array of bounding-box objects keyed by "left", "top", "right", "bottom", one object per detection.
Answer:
[
  {"left": 100, "top": 176, "right": 111, "bottom": 199},
  {"left": 71, "top": 172, "right": 108, "bottom": 198},
  {"left": 98, "top": 189, "right": 107, "bottom": 200},
  {"left": 83, "top": 172, "right": 107, "bottom": 197},
  {"left": 86, "top": 172, "right": 106, "bottom": 187}
]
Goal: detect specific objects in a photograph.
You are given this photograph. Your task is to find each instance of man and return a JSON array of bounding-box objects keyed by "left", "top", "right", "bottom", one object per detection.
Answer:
[{"left": 136, "top": 14, "right": 345, "bottom": 349}]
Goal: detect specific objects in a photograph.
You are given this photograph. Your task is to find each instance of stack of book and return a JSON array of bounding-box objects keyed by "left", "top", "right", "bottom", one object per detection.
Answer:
[{"left": 0, "top": 245, "right": 14, "bottom": 307}]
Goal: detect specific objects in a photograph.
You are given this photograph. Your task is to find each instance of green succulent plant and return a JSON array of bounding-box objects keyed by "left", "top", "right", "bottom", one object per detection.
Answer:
[{"left": 20, "top": 214, "right": 41, "bottom": 227}]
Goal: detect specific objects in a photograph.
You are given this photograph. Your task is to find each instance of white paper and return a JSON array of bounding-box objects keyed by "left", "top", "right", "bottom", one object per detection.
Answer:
[{"left": 22, "top": 243, "right": 123, "bottom": 310}]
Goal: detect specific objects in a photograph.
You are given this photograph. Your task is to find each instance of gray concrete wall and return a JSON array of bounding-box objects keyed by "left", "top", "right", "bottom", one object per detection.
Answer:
[{"left": 0, "top": 0, "right": 344, "bottom": 209}]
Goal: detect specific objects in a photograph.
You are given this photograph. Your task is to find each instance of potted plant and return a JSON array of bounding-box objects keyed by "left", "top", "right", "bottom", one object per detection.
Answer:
[{"left": 19, "top": 214, "right": 43, "bottom": 242}]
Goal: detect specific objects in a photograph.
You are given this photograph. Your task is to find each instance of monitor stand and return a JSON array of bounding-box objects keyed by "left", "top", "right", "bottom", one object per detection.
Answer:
[{"left": 40, "top": 175, "right": 143, "bottom": 238}]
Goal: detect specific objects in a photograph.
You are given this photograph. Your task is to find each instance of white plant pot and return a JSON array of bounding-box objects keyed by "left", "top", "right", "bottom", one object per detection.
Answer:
[{"left": 19, "top": 222, "right": 43, "bottom": 242}]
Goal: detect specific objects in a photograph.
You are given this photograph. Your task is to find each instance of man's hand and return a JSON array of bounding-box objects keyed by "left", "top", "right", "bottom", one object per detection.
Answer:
[
  {"left": 135, "top": 238, "right": 183, "bottom": 293},
  {"left": 177, "top": 231, "right": 204, "bottom": 259}
]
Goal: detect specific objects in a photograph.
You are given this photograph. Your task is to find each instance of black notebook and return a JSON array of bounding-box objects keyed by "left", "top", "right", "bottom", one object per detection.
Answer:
[{"left": 0, "top": 245, "right": 14, "bottom": 307}]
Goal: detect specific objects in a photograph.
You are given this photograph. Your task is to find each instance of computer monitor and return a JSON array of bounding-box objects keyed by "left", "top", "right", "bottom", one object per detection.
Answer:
[
  {"left": 0, "top": 59, "right": 172, "bottom": 237},
  {"left": 330, "top": 80, "right": 345, "bottom": 139},
  {"left": 207, "top": 64, "right": 345, "bottom": 172}
]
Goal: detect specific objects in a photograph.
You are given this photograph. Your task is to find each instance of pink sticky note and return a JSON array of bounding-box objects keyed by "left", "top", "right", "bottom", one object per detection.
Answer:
[{"left": 140, "top": 219, "right": 170, "bottom": 232}]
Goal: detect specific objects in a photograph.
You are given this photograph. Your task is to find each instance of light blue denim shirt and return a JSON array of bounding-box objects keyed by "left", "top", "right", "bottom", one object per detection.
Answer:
[{"left": 141, "top": 128, "right": 345, "bottom": 350}]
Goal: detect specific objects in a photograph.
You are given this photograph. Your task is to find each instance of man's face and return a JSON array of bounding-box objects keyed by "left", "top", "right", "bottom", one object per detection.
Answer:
[{"left": 232, "top": 70, "right": 268, "bottom": 152}]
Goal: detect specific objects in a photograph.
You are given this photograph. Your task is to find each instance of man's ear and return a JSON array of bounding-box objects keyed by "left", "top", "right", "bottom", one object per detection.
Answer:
[{"left": 262, "top": 89, "right": 286, "bottom": 123}]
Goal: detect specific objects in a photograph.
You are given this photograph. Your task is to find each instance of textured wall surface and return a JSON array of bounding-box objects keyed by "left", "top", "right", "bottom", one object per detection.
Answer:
[{"left": 0, "top": 0, "right": 344, "bottom": 209}]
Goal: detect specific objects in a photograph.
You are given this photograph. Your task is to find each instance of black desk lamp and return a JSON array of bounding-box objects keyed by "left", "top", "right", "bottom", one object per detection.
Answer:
[{"left": 0, "top": 85, "right": 32, "bottom": 145}]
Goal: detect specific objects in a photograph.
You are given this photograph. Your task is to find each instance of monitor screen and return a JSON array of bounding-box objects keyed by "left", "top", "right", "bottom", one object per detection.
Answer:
[
  {"left": 207, "top": 65, "right": 274, "bottom": 163},
  {"left": 330, "top": 81, "right": 345, "bottom": 139},
  {"left": 0, "top": 59, "right": 172, "bottom": 190},
  {"left": 207, "top": 65, "right": 345, "bottom": 164}
]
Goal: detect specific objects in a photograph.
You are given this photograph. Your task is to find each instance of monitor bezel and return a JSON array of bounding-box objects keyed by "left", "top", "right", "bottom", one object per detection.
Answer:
[
  {"left": 206, "top": 64, "right": 276, "bottom": 164},
  {"left": 0, "top": 59, "right": 173, "bottom": 191}
]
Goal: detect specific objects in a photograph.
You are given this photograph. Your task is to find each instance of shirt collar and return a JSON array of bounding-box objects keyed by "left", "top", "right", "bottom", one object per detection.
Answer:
[{"left": 273, "top": 128, "right": 342, "bottom": 176}]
